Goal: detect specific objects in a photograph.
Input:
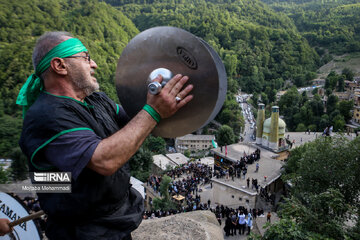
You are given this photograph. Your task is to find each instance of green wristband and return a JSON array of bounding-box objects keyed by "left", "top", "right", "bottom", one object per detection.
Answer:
[{"left": 143, "top": 104, "right": 161, "bottom": 123}]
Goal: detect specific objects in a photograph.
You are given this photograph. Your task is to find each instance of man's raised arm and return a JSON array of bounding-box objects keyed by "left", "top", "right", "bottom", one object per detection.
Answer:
[{"left": 88, "top": 74, "right": 193, "bottom": 176}]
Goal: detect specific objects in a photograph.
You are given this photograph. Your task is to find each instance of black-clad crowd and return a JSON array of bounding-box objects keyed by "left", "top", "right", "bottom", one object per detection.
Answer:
[
  {"left": 147, "top": 161, "right": 213, "bottom": 212},
  {"left": 214, "top": 148, "right": 260, "bottom": 180},
  {"left": 214, "top": 205, "right": 265, "bottom": 236},
  {"left": 214, "top": 149, "right": 262, "bottom": 193}
]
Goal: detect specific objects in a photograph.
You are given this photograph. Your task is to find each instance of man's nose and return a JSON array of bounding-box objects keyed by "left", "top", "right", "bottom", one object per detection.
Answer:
[{"left": 90, "top": 59, "right": 98, "bottom": 69}]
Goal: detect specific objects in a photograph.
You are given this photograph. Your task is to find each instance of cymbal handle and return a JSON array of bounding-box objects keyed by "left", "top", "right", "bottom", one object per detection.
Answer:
[
  {"left": 148, "top": 68, "right": 173, "bottom": 95},
  {"left": 148, "top": 82, "right": 162, "bottom": 94}
]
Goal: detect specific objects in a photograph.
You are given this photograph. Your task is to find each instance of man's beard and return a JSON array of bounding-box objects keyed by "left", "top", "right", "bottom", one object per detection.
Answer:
[{"left": 72, "top": 77, "right": 99, "bottom": 96}]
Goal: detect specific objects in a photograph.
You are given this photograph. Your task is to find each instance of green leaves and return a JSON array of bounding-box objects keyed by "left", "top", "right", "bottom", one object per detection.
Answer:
[
  {"left": 278, "top": 136, "right": 360, "bottom": 239},
  {"left": 143, "top": 135, "right": 166, "bottom": 155},
  {"left": 279, "top": 79, "right": 353, "bottom": 132},
  {"left": 264, "top": 0, "right": 360, "bottom": 55},
  {"left": 0, "top": 166, "right": 10, "bottom": 184},
  {"left": 9, "top": 147, "right": 28, "bottom": 181},
  {"left": 152, "top": 175, "right": 177, "bottom": 211},
  {"left": 216, "top": 125, "right": 236, "bottom": 146},
  {"left": 0, "top": 0, "right": 138, "bottom": 117},
  {"left": 0, "top": 115, "right": 23, "bottom": 157},
  {"left": 129, "top": 135, "right": 167, "bottom": 181},
  {"left": 261, "top": 219, "right": 309, "bottom": 240}
]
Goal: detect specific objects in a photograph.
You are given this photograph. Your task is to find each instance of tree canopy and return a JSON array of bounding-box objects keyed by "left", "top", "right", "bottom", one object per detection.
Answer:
[
  {"left": 276, "top": 136, "right": 360, "bottom": 239},
  {"left": 216, "top": 125, "right": 236, "bottom": 146},
  {"left": 278, "top": 78, "right": 353, "bottom": 132},
  {"left": 262, "top": 0, "right": 360, "bottom": 55}
]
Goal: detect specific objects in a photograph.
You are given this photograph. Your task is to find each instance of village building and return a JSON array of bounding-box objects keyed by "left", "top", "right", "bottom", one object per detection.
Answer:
[
  {"left": 165, "top": 153, "right": 189, "bottom": 165},
  {"left": 152, "top": 154, "right": 177, "bottom": 174},
  {"left": 175, "top": 134, "right": 215, "bottom": 154}
]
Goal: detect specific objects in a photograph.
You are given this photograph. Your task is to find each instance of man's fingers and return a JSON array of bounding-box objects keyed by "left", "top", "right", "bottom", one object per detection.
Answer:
[
  {"left": 169, "top": 75, "right": 189, "bottom": 96},
  {"left": 176, "top": 95, "right": 193, "bottom": 109},
  {"left": 176, "top": 82, "right": 194, "bottom": 109},
  {"left": 162, "top": 74, "right": 183, "bottom": 92},
  {"left": 153, "top": 74, "right": 163, "bottom": 84},
  {"left": 176, "top": 84, "right": 193, "bottom": 100}
]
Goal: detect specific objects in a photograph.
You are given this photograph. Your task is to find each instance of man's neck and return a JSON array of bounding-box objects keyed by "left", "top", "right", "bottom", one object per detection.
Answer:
[
  {"left": 46, "top": 88, "right": 86, "bottom": 102},
  {"left": 44, "top": 80, "right": 86, "bottom": 102}
]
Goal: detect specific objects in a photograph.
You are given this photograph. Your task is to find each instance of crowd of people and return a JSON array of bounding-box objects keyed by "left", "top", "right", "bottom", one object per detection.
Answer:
[
  {"left": 166, "top": 162, "right": 213, "bottom": 184},
  {"left": 23, "top": 196, "right": 41, "bottom": 212},
  {"left": 145, "top": 159, "right": 271, "bottom": 237},
  {"left": 214, "top": 149, "right": 260, "bottom": 180},
  {"left": 2, "top": 159, "right": 272, "bottom": 238},
  {"left": 213, "top": 149, "right": 262, "bottom": 194},
  {"left": 216, "top": 205, "right": 266, "bottom": 236},
  {"left": 147, "top": 161, "right": 213, "bottom": 212},
  {"left": 3, "top": 153, "right": 270, "bottom": 238}
]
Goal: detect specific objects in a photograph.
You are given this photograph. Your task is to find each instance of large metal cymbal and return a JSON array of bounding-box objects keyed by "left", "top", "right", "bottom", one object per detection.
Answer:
[{"left": 115, "top": 26, "right": 227, "bottom": 138}]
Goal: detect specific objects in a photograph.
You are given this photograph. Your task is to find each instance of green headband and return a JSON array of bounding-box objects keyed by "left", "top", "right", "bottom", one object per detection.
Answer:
[{"left": 16, "top": 38, "right": 88, "bottom": 118}]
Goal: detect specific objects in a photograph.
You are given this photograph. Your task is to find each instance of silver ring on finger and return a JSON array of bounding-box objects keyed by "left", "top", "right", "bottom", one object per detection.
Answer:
[{"left": 175, "top": 96, "right": 181, "bottom": 102}]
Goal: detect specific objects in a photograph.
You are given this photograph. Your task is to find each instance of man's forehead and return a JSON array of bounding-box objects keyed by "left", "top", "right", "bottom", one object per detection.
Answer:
[{"left": 63, "top": 36, "right": 73, "bottom": 41}]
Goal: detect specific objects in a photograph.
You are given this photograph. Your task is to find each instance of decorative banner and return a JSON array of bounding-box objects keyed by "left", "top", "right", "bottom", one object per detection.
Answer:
[{"left": 0, "top": 192, "right": 42, "bottom": 240}]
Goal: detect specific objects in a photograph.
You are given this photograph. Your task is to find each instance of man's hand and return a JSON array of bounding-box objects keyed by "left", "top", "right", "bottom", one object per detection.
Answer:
[
  {"left": 146, "top": 74, "right": 193, "bottom": 119},
  {"left": 0, "top": 218, "right": 11, "bottom": 236},
  {"left": 89, "top": 73, "right": 193, "bottom": 176}
]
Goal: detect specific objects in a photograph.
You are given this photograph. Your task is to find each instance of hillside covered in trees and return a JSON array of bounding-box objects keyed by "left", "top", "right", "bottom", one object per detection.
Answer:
[
  {"left": 109, "top": 0, "right": 320, "bottom": 93},
  {"left": 262, "top": 0, "right": 360, "bottom": 56}
]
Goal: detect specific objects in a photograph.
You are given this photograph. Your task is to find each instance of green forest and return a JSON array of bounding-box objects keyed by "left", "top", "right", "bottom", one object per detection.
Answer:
[{"left": 262, "top": 0, "right": 360, "bottom": 55}]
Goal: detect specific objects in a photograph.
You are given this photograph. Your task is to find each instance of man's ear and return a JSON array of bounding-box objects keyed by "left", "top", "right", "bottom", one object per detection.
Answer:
[{"left": 50, "top": 57, "right": 68, "bottom": 76}]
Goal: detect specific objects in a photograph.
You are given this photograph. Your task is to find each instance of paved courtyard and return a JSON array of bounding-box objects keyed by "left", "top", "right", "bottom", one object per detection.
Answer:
[{"left": 286, "top": 132, "right": 356, "bottom": 148}]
